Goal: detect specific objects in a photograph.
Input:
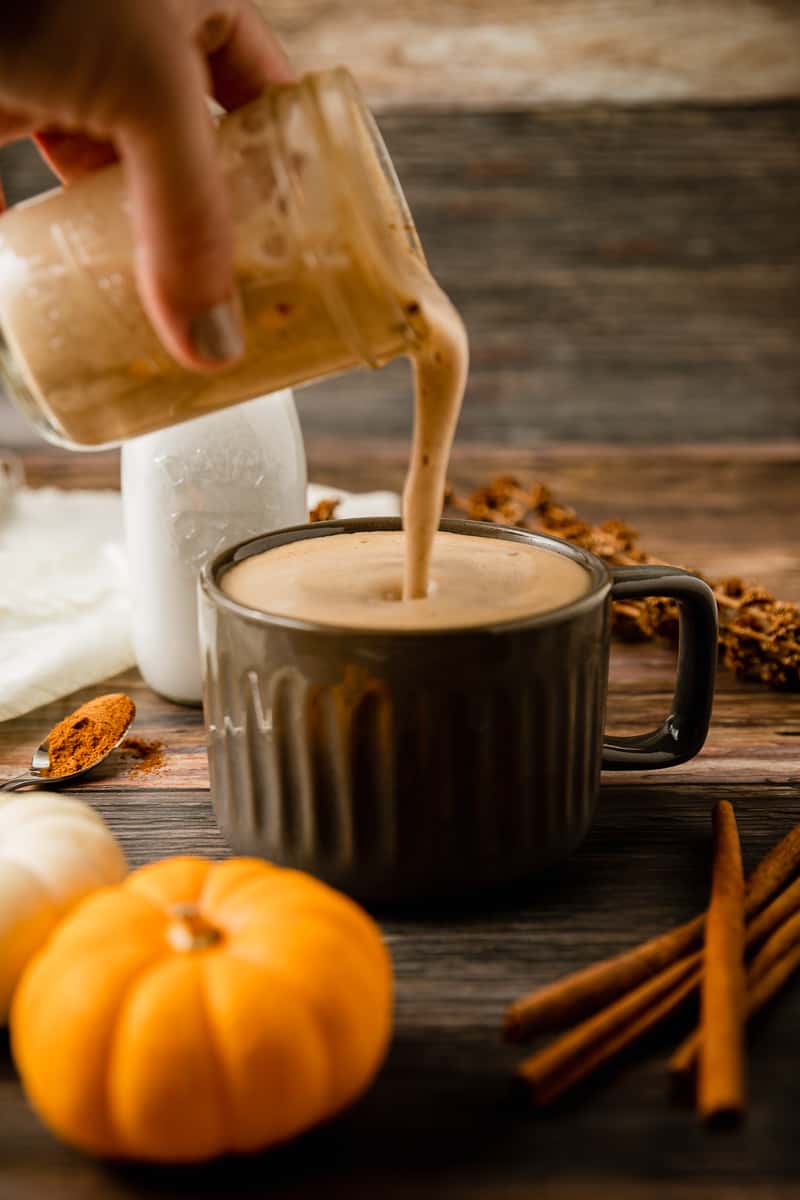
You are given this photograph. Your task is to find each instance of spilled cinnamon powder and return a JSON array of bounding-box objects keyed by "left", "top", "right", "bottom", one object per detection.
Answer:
[{"left": 119, "top": 736, "right": 167, "bottom": 778}]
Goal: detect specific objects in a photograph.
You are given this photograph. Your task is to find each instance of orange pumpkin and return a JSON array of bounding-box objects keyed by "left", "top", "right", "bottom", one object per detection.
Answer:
[{"left": 11, "top": 856, "right": 392, "bottom": 1163}]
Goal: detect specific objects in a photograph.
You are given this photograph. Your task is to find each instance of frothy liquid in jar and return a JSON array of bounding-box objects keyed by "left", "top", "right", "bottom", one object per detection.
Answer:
[
  {"left": 0, "top": 180, "right": 467, "bottom": 607},
  {"left": 0, "top": 79, "right": 467, "bottom": 601},
  {"left": 221, "top": 530, "right": 591, "bottom": 631}
]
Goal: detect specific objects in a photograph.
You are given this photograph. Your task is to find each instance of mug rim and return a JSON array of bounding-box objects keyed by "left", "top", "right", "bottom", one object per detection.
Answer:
[{"left": 200, "top": 517, "right": 612, "bottom": 638}]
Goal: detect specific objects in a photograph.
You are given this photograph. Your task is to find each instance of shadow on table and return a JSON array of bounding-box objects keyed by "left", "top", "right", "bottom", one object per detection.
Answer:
[
  {"left": 108, "top": 1031, "right": 523, "bottom": 1199},
  {"left": 102, "top": 1014, "right": 756, "bottom": 1200}
]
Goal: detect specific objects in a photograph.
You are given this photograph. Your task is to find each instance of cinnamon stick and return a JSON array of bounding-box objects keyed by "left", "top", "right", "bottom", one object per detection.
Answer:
[
  {"left": 504, "top": 914, "right": 703, "bottom": 1043},
  {"left": 748, "top": 909, "right": 800, "bottom": 983},
  {"left": 517, "top": 805, "right": 746, "bottom": 1111},
  {"left": 699, "top": 801, "right": 746, "bottom": 1125},
  {"left": 668, "top": 1022, "right": 701, "bottom": 1083},
  {"left": 746, "top": 941, "right": 800, "bottom": 1019},
  {"left": 516, "top": 954, "right": 702, "bottom": 1106},
  {"left": 505, "top": 820, "right": 800, "bottom": 1045},
  {"left": 671, "top": 897, "right": 800, "bottom": 1083},
  {"left": 745, "top": 823, "right": 800, "bottom": 918},
  {"left": 746, "top": 875, "right": 800, "bottom": 953}
]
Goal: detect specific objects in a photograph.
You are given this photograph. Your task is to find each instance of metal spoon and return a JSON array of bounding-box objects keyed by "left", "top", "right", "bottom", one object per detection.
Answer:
[{"left": 0, "top": 717, "right": 135, "bottom": 792}]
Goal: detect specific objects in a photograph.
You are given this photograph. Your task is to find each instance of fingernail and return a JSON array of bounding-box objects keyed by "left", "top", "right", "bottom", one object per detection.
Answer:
[{"left": 189, "top": 301, "right": 243, "bottom": 364}]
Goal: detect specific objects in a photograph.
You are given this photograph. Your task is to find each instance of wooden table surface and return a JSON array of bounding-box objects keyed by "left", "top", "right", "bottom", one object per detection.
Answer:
[{"left": 2, "top": 440, "right": 800, "bottom": 1198}]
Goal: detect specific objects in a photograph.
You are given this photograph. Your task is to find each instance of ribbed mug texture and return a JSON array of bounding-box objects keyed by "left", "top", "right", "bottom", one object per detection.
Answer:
[{"left": 200, "top": 521, "right": 610, "bottom": 904}]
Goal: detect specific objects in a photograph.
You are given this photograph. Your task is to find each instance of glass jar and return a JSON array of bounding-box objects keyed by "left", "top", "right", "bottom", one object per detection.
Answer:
[
  {"left": 121, "top": 388, "right": 306, "bottom": 705},
  {"left": 0, "top": 68, "right": 430, "bottom": 449}
]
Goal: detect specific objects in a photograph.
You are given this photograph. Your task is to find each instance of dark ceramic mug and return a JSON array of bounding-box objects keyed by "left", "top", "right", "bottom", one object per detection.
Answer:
[{"left": 199, "top": 518, "right": 717, "bottom": 903}]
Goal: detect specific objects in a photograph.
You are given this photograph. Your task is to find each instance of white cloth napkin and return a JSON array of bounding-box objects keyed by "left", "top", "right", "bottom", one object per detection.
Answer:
[
  {"left": 307, "top": 483, "right": 401, "bottom": 520},
  {"left": 0, "top": 486, "right": 133, "bottom": 722},
  {"left": 0, "top": 482, "right": 401, "bottom": 722}
]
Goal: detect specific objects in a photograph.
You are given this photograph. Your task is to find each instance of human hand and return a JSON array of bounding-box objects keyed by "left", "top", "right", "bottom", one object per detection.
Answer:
[{"left": 0, "top": 1, "right": 293, "bottom": 370}]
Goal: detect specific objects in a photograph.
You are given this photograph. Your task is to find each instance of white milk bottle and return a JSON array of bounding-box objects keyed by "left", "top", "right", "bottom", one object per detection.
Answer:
[{"left": 121, "top": 389, "right": 306, "bottom": 704}]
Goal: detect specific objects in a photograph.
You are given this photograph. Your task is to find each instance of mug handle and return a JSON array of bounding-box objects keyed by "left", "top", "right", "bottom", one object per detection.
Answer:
[{"left": 602, "top": 565, "right": 718, "bottom": 770}]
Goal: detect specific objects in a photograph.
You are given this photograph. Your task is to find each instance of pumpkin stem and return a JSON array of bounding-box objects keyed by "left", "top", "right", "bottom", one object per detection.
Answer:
[{"left": 167, "top": 903, "right": 222, "bottom": 953}]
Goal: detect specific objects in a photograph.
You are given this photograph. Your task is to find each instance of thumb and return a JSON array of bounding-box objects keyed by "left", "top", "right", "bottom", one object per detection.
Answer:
[{"left": 119, "top": 55, "right": 243, "bottom": 371}]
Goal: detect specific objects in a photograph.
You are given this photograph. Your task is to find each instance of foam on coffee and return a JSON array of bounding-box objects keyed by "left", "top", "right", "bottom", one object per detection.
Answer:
[{"left": 221, "top": 530, "right": 590, "bottom": 631}]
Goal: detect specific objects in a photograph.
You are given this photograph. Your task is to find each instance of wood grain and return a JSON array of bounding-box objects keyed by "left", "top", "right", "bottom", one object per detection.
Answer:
[
  {"left": 303, "top": 105, "right": 800, "bottom": 444},
  {"left": 260, "top": 0, "right": 800, "bottom": 108},
  {"left": 2, "top": 443, "right": 800, "bottom": 1196}
]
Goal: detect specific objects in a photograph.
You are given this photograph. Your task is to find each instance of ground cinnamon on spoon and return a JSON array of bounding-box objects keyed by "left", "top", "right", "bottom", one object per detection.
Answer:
[{"left": 45, "top": 693, "right": 135, "bottom": 778}]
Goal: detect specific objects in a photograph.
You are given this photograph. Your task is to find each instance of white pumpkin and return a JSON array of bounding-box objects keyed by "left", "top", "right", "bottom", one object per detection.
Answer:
[{"left": 0, "top": 791, "right": 127, "bottom": 1022}]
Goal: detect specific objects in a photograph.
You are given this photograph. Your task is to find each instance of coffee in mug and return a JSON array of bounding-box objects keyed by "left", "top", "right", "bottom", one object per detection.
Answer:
[
  {"left": 221, "top": 529, "right": 590, "bottom": 631},
  {"left": 200, "top": 518, "right": 718, "bottom": 904}
]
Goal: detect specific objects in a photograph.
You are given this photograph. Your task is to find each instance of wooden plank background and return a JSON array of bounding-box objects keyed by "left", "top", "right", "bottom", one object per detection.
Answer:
[
  {"left": 261, "top": 0, "right": 800, "bottom": 108},
  {"left": 1, "top": 2, "right": 799, "bottom": 447}
]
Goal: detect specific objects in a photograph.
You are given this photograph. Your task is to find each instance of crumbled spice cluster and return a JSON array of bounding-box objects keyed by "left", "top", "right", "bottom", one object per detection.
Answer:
[
  {"left": 443, "top": 475, "right": 800, "bottom": 691},
  {"left": 309, "top": 497, "right": 341, "bottom": 523}
]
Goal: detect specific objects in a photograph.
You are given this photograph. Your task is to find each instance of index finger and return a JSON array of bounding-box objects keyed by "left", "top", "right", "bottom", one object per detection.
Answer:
[{"left": 197, "top": 1, "right": 294, "bottom": 111}]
